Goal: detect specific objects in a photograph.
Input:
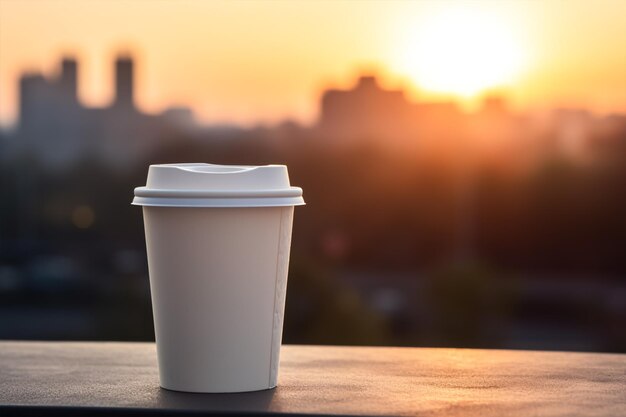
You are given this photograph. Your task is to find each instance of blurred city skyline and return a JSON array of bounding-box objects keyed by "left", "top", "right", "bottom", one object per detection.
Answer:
[
  {"left": 1, "top": 0, "right": 626, "bottom": 128},
  {"left": 1, "top": 0, "right": 625, "bottom": 353},
  {"left": 7, "top": 51, "right": 624, "bottom": 171}
]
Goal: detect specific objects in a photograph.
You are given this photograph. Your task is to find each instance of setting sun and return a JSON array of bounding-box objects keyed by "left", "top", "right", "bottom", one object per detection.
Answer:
[
  {"left": 394, "top": 6, "right": 526, "bottom": 97},
  {"left": 1, "top": 0, "right": 625, "bottom": 126}
]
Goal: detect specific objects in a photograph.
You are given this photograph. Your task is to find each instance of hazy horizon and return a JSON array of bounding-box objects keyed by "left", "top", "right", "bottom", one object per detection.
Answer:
[{"left": 1, "top": 0, "right": 625, "bottom": 127}]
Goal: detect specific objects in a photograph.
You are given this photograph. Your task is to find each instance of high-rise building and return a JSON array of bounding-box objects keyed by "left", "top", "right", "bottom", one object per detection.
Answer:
[
  {"left": 13, "top": 54, "right": 194, "bottom": 169},
  {"left": 318, "top": 75, "right": 415, "bottom": 141},
  {"left": 114, "top": 56, "right": 134, "bottom": 108},
  {"left": 19, "top": 57, "right": 79, "bottom": 131},
  {"left": 59, "top": 58, "right": 78, "bottom": 100}
]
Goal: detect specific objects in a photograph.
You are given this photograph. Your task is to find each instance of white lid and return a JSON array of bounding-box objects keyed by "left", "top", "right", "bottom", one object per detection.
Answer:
[{"left": 132, "top": 163, "right": 305, "bottom": 208}]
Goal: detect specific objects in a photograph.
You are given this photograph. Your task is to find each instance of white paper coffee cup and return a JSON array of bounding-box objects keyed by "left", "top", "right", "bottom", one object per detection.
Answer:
[{"left": 132, "top": 163, "right": 304, "bottom": 393}]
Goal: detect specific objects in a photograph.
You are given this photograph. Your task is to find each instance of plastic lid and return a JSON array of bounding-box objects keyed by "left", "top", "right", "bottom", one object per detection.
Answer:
[{"left": 132, "top": 163, "right": 305, "bottom": 208}]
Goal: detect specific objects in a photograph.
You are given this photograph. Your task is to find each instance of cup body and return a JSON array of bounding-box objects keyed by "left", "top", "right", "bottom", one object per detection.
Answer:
[{"left": 143, "top": 205, "right": 294, "bottom": 393}]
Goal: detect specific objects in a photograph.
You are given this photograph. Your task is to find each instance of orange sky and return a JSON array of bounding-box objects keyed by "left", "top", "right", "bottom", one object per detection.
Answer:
[{"left": 1, "top": 0, "right": 625, "bottom": 127}]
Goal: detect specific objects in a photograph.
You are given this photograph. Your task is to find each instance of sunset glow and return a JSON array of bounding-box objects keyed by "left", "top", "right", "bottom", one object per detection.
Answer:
[
  {"left": 393, "top": 7, "right": 525, "bottom": 97},
  {"left": 0, "top": 0, "right": 625, "bottom": 126}
]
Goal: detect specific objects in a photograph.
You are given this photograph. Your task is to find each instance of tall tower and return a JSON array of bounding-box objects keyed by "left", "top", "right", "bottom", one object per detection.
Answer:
[
  {"left": 59, "top": 57, "right": 78, "bottom": 100},
  {"left": 114, "top": 55, "right": 134, "bottom": 108}
]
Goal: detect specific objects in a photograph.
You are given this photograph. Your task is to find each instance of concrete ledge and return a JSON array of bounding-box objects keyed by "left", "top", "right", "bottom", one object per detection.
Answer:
[{"left": 1, "top": 342, "right": 625, "bottom": 416}]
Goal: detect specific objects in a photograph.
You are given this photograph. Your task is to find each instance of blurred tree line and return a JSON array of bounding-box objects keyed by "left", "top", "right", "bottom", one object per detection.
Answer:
[{"left": 1, "top": 124, "right": 625, "bottom": 350}]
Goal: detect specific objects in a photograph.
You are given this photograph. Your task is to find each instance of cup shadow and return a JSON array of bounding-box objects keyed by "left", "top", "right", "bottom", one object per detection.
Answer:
[{"left": 155, "top": 386, "right": 278, "bottom": 414}]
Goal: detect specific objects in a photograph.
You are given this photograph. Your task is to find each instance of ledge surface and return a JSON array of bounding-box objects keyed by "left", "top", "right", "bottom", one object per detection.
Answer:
[{"left": 1, "top": 341, "right": 625, "bottom": 416}]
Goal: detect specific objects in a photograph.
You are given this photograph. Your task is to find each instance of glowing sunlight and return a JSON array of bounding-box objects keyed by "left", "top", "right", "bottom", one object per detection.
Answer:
[{"left": 394, "top": 7, "right": 526, "bottom": 98}]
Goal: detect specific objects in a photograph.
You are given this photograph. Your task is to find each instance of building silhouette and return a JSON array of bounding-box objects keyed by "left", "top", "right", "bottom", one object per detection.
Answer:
[
  {"left": 59, "top": 58, "right": 78, "bottom": 100},
  {"left": 15, "top": 54, "right": 193, "bottom": 169},
  {"left": 318, "top": 75, "right": 462, "bottom": 144},
  {"left": 114, "top": 56, "right": 134, "bottom": 109},
  {"left": 8, "top": 53, "right": 622, "bottom": 169}
]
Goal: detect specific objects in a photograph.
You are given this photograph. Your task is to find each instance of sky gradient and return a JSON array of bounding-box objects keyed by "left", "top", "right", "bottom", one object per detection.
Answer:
[{"left": 1, "top": 0, "right": 625, "bottom": 127}]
